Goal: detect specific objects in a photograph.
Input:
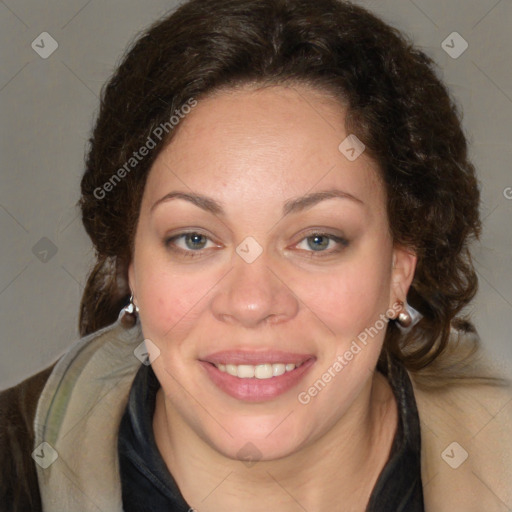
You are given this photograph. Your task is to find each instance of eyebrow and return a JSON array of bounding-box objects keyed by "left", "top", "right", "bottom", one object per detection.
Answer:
[{"left": 150, "top": 189, "right": 364, "bottom": 216}]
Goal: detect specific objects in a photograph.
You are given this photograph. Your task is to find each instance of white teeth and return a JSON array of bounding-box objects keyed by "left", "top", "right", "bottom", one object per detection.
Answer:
[
  {"left": 214, "top": 362, "right": 302, "bottom": 379},
  {"left": 226, "top": 364, "right": 238, "bottom": 377},
  {"left": 237, "top": 365, "right": 255, "bottom": 378},
  {"left": 254, "top": 364, "right": 272, "bottom": 379},
  {"left": 273, "top": 364, "right": 286, "bottom": 377}
]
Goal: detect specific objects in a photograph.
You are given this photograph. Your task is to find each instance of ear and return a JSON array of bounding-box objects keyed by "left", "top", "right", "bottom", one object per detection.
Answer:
[
  {"left": 389, "top": 244, "right": 417, "bottom": 311},
  {"left": 128, "top": 259, "right": 137, "bottom": 307}
]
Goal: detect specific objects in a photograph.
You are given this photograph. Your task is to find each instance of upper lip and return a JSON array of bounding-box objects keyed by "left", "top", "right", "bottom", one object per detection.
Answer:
[{"left": 201, "top": 350, "right": 316, "bottom": 366}]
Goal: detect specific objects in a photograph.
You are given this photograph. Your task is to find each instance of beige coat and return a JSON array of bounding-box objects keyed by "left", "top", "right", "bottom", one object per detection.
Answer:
[{"left": 31, "top": 319, "right": 512, "bottom": 511}]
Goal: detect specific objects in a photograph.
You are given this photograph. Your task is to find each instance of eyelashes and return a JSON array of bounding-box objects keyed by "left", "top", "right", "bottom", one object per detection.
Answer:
[
  {"left": 164, "top": 230, "right": 349, "bottom": 260},
  {"left": 165, "top": 232, "right": 216, "bottom": 257},
  {"left": 295, "top": 232, "right": 349, "bottom": 256}
]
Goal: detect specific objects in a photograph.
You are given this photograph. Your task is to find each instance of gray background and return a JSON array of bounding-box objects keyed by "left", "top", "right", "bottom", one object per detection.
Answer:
[{"left": 1, "top": 0, "right": 511, "bottom": 389}]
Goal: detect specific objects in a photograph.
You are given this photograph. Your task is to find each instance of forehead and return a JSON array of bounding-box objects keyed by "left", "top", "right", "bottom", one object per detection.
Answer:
[{"left": 142, "top": 85, "right": 385, "bottom": 216}]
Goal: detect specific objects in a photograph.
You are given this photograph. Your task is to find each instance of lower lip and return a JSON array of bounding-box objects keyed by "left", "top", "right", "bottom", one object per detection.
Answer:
[{"left": 199, "top": 359, "right": 316, "bottom": 402}]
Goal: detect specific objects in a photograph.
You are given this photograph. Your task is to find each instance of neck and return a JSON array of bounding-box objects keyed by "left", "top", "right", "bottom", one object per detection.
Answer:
[{"left": 153, "top": 370, "right": 397, "bottom": 512}]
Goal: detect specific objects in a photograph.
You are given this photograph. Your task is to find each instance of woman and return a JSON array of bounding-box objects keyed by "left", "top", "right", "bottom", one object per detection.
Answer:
[{"left": 1, "top": 0, "right": 511, "bottom": 511}]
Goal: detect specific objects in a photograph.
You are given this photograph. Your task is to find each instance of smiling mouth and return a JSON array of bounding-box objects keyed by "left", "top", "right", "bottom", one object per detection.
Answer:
[
  {"left": 199, "top": 356, "right": 316, "bottom": 402},
  {"left": 210, "top": 361, "right": 306, "bottom": 379}
]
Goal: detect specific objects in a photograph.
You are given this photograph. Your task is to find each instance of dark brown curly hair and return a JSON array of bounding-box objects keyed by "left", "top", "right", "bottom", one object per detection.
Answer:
[{"left": 78, "top": 0, "right": 483, "bottom": 374}]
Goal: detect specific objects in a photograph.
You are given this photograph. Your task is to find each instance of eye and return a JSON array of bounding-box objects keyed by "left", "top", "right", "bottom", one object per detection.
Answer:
[
  {"left": 164, "top": 231, "right": 219, "bottom": 258},
  {"left": 164, "top": 230, "right": 349, "bottom": 260},
  {"left": 294, "top": 232, "right": 349, "bottom": 256}
]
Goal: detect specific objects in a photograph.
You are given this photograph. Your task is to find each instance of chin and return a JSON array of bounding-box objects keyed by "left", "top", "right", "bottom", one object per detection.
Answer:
[
  {"left": 212, "top": 429, "right": 305, "bottom": 464},
  {"left": 196, "top": 410, "right": 313, "bottom": 462}
]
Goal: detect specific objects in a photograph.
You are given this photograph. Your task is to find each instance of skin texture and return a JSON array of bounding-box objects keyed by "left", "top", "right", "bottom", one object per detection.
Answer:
[{"left": 128, "top": 84, "right": 417, "bottom": 511}]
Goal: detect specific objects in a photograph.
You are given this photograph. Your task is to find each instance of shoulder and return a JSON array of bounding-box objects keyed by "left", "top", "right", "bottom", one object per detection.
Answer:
[
  {"left": 412, "top": 373, "right": 512, "bottom": 443},
  {"left": 1, "top": 363, "right": 57, "bottom": 420},
  {"left": 0, "top": 362, "right": 57, "bottom": 512},
  {"left": 410, "top": 370, "right": 512, "bottom": 511}
]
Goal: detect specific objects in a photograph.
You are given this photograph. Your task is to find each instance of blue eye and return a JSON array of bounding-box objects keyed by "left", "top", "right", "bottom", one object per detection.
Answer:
[
  {"left": 181, "top": 233, "right": 208, "bottom": 250},
  {"left": 164, "top": 231, "right": 349, "bottom": 259},
  {"left": 165, "top": 232, "right": 216, "bottom": 258},
  {"left": 295, "top": 233, "right": 349, "bottom": 256}
]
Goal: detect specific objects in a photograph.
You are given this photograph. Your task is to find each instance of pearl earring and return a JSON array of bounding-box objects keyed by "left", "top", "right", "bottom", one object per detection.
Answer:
[
  {"left": 394, "top": 299, "right": 422, "bottom": 332},
  {"left": 119, "top": 293, "right": 139, "bottom": 326},
  {"left": 396, "top": 300, "right": 412, "bottom": 327},
  {"left": 125, "top": 294, "right": 139, "bottom": 314}
]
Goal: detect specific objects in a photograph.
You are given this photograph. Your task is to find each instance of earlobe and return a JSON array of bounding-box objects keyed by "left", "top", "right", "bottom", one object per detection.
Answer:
[
  {"left": 119, "top": 259, "right": 139, "bottom": 326},
  {"left": 390, "top": 245, "right": 417, "bottom": 307},
  {"left": 387, "top": 247, "right": 418, "bottom": 328},
  {"left": 128, "top": 260, "right": 136, "bottom": 300}
]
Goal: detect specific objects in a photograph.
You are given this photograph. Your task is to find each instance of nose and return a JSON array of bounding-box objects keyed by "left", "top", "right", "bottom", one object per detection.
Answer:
[{"left": 210, "top": 250, "right": 299, "bottom": 328}]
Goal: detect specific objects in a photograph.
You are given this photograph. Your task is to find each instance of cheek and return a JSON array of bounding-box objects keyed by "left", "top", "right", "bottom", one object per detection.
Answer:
[
  {"left": 136, "top": 259, "right": 220, "bottom": 341},
  {"left": 291, "top": 253, "right": 392, "bottom": 338}
]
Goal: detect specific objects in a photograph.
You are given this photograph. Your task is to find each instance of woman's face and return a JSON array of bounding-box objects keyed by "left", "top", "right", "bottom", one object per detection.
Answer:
[{"left": 128, "top": 84, "right": 416, "bottom": 460}]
